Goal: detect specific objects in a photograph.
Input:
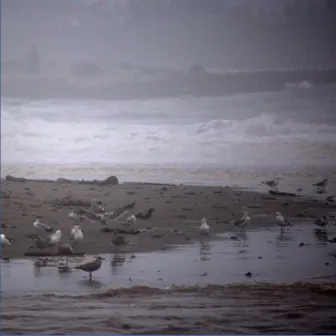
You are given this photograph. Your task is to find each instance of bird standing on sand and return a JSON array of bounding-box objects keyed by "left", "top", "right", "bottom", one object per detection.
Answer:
[
  {"left": 46, "top": 230, "right": 62, "bottom": 247},
  {"left": 125, "top": 214, "right": 137, "bottom": 224},
  {"left": 262, "top": 177, "right": 280, "bottom": 189},
  {"left": 135, "top": 208, "right": 155, "bottom": 220},
  {"left": 231, "top": 211, "right": 250, "bottom": 230},
  {"left": 1, "top": 233, "right": 15, "bottom": 246},
  {"left": 314, "top": 216, "right": 328, "bottom": 230},
  {"left": 69, "top": 210, "right": 84, "bottom": 222},
  {"left": 33, "top": 219, "right": 54, "bottom": 233},
  {"left": 313, "top": 178, "right": 328, "bottom": 188},
  {"left": 199, "top": 218, "right": 210, "bottom": 235},
  {"left": 69, "top": 225, "right": 84, "bottom": 248},
  {"left": 275, "top": 212, "right": 292, "bottom": 231},
  {"left": 91, "top": 199, "right": 106, "bottom": 214},
  {"left": 74, "top": 256, "right": 105, "bottom": 280}
]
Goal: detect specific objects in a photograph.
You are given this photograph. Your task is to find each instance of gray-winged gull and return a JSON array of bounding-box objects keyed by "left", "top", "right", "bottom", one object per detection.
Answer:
[
  {"left": 125, "top": 214, "right": 137, "bottom": 224},
  {"left": 1, "top": 233, "right": 15, "bottom": 246},
  {"left": 275, "top": 212, "right": 292, "bottom": 231},
  {"left": 199, "top": 218, "right": 210, "bottom": 235},
  {"left": 74, "top": 256, "right": 105, "bottom": 279},
  {"left": 33, "top": 218, "right": 54, "bottom": 233},
  {"left": 231, "top": 211, "right": 250, "bottom": 230},
  {"left": 69, "top": 225, "right": 84, "bottom": 247}
]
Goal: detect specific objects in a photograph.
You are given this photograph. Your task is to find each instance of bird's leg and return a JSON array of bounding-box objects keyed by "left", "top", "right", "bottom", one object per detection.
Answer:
[{"left": 89, "top": 272, "right": 92, "bottom": 281}]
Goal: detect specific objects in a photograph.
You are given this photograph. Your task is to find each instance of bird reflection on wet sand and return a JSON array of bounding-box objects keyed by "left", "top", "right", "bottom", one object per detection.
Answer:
[
  {"left": 314, "top": 230, "right": 329, "bottom": 243},
  {"left": 199, "top": 238, "right": 212, "bottom": 261},
  {"left": 78, "top": 278, "right": 104, "bottom": 289},
  {"left": 111, "top": 253, "right": 126, "bottom": 275}
]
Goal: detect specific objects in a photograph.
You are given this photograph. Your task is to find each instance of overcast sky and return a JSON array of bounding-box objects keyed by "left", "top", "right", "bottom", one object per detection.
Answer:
[{"left": 1, "top": 0, "right": 334, "bottom": 70}]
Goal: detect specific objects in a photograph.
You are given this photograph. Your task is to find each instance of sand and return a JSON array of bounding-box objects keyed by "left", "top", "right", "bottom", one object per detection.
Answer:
[{"left": 1, "top": 179, "right": 335, "bottom": 258}]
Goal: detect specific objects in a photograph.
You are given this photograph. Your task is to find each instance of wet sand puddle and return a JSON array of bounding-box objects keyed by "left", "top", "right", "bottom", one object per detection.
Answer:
[{"left": 2, "top": 223, "right": 336, "bottom": 334}]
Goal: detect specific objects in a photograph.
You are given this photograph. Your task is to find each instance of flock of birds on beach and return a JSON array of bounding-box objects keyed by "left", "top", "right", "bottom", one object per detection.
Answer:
[{"left": 1, "top": 177, "right": 335, "bottom": 280}]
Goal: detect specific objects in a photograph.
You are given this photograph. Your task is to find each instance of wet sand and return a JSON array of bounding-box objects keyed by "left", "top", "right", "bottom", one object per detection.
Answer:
[
  {"left": 2, "top": 223, "right": 336, "bottom": 334},
  {"left": 1, "top": 179, "right": 336, "bottom": 258}
]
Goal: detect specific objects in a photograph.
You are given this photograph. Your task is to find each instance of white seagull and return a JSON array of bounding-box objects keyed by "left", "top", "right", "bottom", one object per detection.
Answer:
[
  {"left": 47, "top": 230, "right": 62, "bottom": 248},
  {"left": 1, "top": 233, "right": 15, "bottom": 246},
  {"left": 125, "top": 214, "right": 137, "bottom": 224},
  {"left": 231, "top": 211, "right": 250, "bottom": 229},
  {"left": 69, "top": 225, "right": 84, "bottom": 247},
  {"left": 275, "top": 212, "right": 292, "bottom": 231},
  {"left": 199, "top": 218, "right": 210, "bottom": 235},
  {"left": 69, "top": 210, "right": 83, "bottom": 221},
  {"left": 33, "top": 218, "right": 54, "bottom": 233}
]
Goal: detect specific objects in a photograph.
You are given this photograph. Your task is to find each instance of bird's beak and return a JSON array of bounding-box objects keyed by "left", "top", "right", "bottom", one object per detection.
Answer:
[{"left": 101, "top": 257, "right": 106, "bottom": 260}]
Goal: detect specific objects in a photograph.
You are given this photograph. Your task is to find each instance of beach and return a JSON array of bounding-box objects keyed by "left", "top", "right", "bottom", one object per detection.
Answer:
[
  {"left": 2, "top": 178, "right": 336, "bottom": 334},
  {"left": 2, "top": 84, "right": 336, "bottom": 334},
  {"left": 2, "top": 178, "right": 335, "bottom": 258}
]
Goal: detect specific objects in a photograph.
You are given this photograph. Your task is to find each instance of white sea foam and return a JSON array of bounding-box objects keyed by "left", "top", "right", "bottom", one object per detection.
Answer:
[{"left": 1, "top": 90, "right": 336, "bottom": 176}]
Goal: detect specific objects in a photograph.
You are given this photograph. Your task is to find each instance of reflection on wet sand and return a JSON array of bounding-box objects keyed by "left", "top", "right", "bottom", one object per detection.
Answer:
[{"left": 2, "top": 223, "right": 336, "bottom": 334}]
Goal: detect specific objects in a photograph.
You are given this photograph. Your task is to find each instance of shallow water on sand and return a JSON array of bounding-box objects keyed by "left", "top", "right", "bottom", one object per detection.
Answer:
[{"left": 2, "top": 223, "right": 336, "bottom": 334}]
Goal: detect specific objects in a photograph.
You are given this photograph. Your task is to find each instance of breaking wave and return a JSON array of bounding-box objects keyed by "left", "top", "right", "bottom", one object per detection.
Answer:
[{"left": 2, "top": 89, "right": 336, "bottom": 177}]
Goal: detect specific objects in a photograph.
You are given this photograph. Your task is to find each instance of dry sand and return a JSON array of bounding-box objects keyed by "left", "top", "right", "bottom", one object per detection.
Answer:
[{"left": 1, "top": 179, "right": 335, "bottom": 258}]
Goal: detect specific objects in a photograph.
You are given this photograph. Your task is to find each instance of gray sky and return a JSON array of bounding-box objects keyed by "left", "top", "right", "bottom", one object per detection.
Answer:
[{"left": 1, "top": 0, "right": 335, "bottom": 70}]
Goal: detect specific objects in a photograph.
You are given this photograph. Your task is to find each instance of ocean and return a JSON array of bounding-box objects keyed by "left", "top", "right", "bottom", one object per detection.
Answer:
[{"left": 2, "top": 84, "right": 336, "bottom": 192}]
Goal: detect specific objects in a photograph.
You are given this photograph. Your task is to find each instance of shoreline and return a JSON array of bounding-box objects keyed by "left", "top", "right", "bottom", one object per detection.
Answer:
[{"left": 2, "top": 177, "right": 335, "bottom": 259}]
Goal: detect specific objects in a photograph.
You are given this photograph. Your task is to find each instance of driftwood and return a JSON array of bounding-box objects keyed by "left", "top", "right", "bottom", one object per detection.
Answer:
[
  {"left": 269, "top": 190, "right": 298, "bottom": 197},
  {"left": 24, "top": 251, "right": 85, "bottom": 257},
  {"left": 100, "top": 227, "right": 140, "bottom": 235},
  {"left": 5, "top": 175, "right": 118, "bottom": 186}
]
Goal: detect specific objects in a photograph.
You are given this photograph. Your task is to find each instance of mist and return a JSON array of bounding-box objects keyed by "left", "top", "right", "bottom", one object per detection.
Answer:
[{"left": 2, "top": 0, "right": 336, "bottom": 72}]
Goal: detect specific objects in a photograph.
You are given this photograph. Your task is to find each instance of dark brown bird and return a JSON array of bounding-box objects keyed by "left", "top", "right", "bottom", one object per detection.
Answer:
[
  {"left": 135, "top": 208, "right": 155, "bottom": 220},
  {"left": 74, "top": 256, "right": 105, "bottom": 280}
]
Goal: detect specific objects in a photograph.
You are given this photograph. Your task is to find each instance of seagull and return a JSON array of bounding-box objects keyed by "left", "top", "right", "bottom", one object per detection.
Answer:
[
  {"left": 91, "top": 199, "right": 106, "bottom": 214},
  {"left": 275, "top": 212, "right": 292, "bottom": 231},
  {"left": 1, "top": 234, "right": 15, "bottom": 246},
  {"left": 314, "top": 215, "right": 328, "bottom": 230},
  {"left": 103, "top": 202, "right": 137, "bottom": 221},
  {"left": 199, "top": 218, "right": 210, "bottom": 235},
  {"left": 135, "top": 208, "right": 155, "bottom": 220},
  {"left": 313, "top": 178, "right": 328, "bottom": 188},
  {"left": 69, "top": 225, "right": 84, "bottom": 248},
  {"left": 74, "top": 256, "right": 105, "bottom": 280},
  {"left": 231, "top": 211, "right": 250, "bottom": 229},
  {"left": 125, "top": 214, "right": 136, "bottom": 224},
  {"left": 46, "top": 230, "right": 62, "bottom": 246},
  {"left": 262, "top": 177, "right": 281, "bottom": 189},
  {"left": 33, "top": 218, "right": 54, "bottom": 233},
  {"left": 69, "top": 210, "right": 84, "bottom": 222}
]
